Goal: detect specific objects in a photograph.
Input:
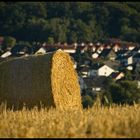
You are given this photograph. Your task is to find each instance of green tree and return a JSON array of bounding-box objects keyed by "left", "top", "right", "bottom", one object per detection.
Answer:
[
  {"left": 120, "top": 81, "right": 140, "bottom": 104},
  {"left": 108, "top": 80, "right": 140, "bottom": 105},
  {"left": 67, "top": 31, "right": 77, "bottom": 44},
  {"left": 47, "top": 37, "right": 54, "bottom": 45},
  {"left": 2, "top": 36, "right": 16, "bottom": 50},
  {"left": 109, "top": 83, "right": 126, "bottom": 104},
  {"left": 0, "top": 2, "right": 140, "bottom": 43}
]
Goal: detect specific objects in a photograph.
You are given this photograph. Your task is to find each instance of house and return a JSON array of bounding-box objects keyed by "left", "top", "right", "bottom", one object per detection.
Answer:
[
  {"left": 81, "top": 42, "right": 85, "bottom": 46},
  {"left": 35, "top": 47, "right": 46, "bottom": 54},
  {"left": 1, "top": 51, "right": 12, "bottom": 58},
  {"left": 55, "top": 43, "right": 77, "bottom": 54},
  {"left": 89, "top": 63, "right": 115, "bottom": 77},
  {"left": 99, "top": 48, "right": 117, "bottom": 60},
  {"left": 96, "top": 49, "right": 103, "bottom": 54},
  {"left": 103, "top": 44, "right": 111, "bottom": 49},
  {"left": 32, "top": 44, "right": 42, "bottom": 54},
  {"left": 107, "top": 49, "right": 117, "bottom": 60},
  {"left": 119, "top": 55, "right": 133, "bottom": 66},
  {"left": 130, "top": 47, "right": 140, "bottom": 55},
  {"left": 104, "top": 60, "right": 120, "bottom": 70},
  {"left": 89, "top": 42, "right": 93, "bottom": 46},
  {"left": 112, "top": 43, "right": 121, "bottom": 52},
  {"left": 110, "top": 72, "right": 124, "bottom": 81},
  {"left": 80, "top": 45, "right": 88, "bottom": 54},
  {"left": 110, "top": 39, "right": 135, "bottom": 52},
  {"left": 99, "top": 48, "right": 111, "bottom": 58},
  {"left": 76, "top": 45, "right": 88, "bottom": 54},
  {"left": 122, "top": 42, "right": 137, "bottom": 51},
  {"left": 126, "top": 64, "right": 134, "bottom": 71},
  {"left": 92, "top": 53, "right": 99, "bottom": 59},
  {"left": 96, "top": 44, "right": 104, "bottom": 52},
  {"left": 79, "top": 66, "right": 90, "bottom": 78},
  {"left": 73, "top": 42, "right": 78, "bottom": 47},
  {"left": 62, "top": 46, "right": 76, "bottom": 54},
  {"left": 34, "top": 44, "right": 57, "bottom": 54},
  {"left": 91, "top": 45, "right": 96, "bottom": 52},
  {"left": 128, "top": 44, "right": 136, "bottom": 51},
  {"left": 11, "top": 45, "right": 32, "bottom": 57},
  {"left": 116, "top": 50, "right": 129, "bottom": 57}
]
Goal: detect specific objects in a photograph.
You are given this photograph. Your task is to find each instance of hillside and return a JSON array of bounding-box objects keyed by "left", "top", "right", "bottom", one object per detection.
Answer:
[{"left": 0, "top": 2, "right": 140, "bottom": 43}]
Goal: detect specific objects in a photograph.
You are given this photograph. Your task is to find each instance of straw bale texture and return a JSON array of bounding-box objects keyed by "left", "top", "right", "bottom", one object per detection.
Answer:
[{"left": 0, "top": 50, "right": 82, "bottom": 110}]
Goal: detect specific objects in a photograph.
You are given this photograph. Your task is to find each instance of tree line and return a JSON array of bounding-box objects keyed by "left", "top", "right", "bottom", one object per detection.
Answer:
[{"left": 0, "top": 2, "right": 140, "bottom": 44}]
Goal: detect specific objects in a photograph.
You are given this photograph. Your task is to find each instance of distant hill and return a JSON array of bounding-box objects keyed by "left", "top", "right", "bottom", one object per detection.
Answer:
[{"left": 0, "top": 2, "right": 140, "bottom": 44}]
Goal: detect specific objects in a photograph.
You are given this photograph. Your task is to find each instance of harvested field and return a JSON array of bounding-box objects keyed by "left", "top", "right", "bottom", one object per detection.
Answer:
[{"left": 0, "top": 103, "right": 140, "bottom": 138}]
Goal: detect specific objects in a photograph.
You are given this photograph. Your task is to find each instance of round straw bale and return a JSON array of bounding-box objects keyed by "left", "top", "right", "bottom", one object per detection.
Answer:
[{"left": 0, "top": 50, "right": 82, "bottom": 110}]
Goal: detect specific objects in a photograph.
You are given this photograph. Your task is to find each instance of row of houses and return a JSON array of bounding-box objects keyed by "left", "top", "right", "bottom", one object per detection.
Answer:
[
  {"left": 0, "top": 40, "right": 138, "bottom": 58},
  {"left": 71, "top": 41, "right": 140, "bottom": 94},
  {"left": 0, "top": 40, "right": 140, "bottom": 95}
]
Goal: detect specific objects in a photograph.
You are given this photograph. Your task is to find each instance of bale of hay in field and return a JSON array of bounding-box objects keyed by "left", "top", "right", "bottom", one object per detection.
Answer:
[{"left": 0, "top": 50, "right": 82, "bottom": 110}]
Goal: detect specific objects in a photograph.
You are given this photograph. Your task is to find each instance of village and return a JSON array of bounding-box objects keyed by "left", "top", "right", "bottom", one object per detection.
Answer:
[{"left": 0, "top": 38, "right": 140, "bottom": 97}]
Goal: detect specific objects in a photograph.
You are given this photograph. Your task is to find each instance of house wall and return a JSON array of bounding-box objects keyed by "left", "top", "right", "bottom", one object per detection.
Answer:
[
  {"left": 35, "top": 47, "right": 46, "bottom": 54},
  {"left": 127, "top": 66, "right": 133, "bottom": 71},
  {"left": 1, "top": 51, "right": 12, "bottom": 58},
  {"left": 116, "top": 73, "right": 124, "bottom": 80},
  {"left": 92, "top": 87, "right": 101, "bottom": 91},
  {"left": 128, "top": 56, "right": 133, "bottom": 65},
  {"left": 98, "top": 65, "right": 114, "bottom": 76},
  {"left": 98, "top": 46, "right": 104, "bottom": 51},
  {"left": 63, "top": 49, "right": 76, "bottom": 54},
  {"left": 121, "top": 56, "right": 133, "bottom": 66},
  {"left": 81, "top": 71, "right": 88, "bottom": 76},
  {"left": 92, "top": 53, "right": 99, "bottom": 59},
  {"left": 128, "top": 46, "right": 135, "bottom": 50}
]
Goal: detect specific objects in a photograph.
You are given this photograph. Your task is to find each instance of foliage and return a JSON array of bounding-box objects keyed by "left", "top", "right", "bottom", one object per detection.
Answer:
[
  {"left": 103, "top": 79, "right": 140, "bottom": 105},
  {"left": 0, "top": 2, "right": 140, "bottom": 43},
  {"left": 2, "top": 36, "right": 16, "bottom": 50},
  {"left": 47, "top": 37, "right": 54, "bottom": 45}
]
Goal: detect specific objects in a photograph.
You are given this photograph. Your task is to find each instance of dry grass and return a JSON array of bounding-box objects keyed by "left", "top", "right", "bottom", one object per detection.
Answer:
[
  {"left": 0, "top": 50, "right": 82, "bottom": 110},
  {"left": 0, "top": 102, "right": 140, "bottom": 138}
]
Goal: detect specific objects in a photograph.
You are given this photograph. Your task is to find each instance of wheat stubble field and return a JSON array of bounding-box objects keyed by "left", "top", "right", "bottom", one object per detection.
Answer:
[{"left": 0, "top": 102, "right": 140, "bottom": 138}]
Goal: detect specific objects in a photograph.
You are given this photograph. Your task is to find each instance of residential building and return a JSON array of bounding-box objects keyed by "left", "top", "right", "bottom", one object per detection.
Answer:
[{"left": 89, "top": 63, "right": 115, "bottom": 77}]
